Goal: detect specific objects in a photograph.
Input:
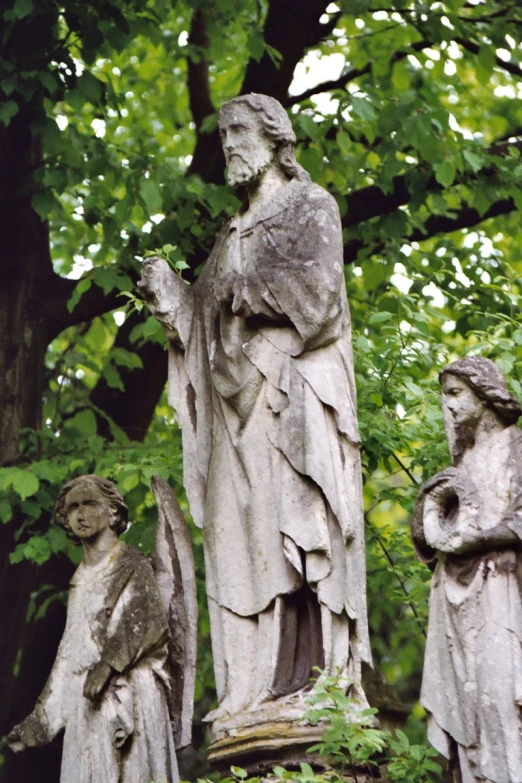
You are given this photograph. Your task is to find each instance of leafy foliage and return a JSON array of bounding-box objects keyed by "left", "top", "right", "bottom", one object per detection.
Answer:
[
  {"left": 2, "top": 0, "right": 522, "bottom": 776},
  {"left": 199, "top": 673, "right": 442, "bottom": 782}
]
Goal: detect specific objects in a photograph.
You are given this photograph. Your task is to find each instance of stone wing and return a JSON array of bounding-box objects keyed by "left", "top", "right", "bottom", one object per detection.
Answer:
[{"left": 152, "top": 475, "right": 198, "bottom": 749}]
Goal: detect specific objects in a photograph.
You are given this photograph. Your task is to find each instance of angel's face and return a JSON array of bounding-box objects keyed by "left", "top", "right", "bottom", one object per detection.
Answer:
[
  {"left": 442, "top": 374, "right": 486, "bottom": 430},
  {"left": 65, "top": 481, "right": 114, "bottom": 541}
]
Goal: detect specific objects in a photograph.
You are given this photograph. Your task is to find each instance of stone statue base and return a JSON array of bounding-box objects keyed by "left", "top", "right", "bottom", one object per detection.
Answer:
[
  {"left": 207, "top": 697, "right": 378, "bottom": 780},
  {"left": 208, "top": 722, "right": 376, "bottom": 780},
  {"left": 207, "top": 721, "right": 323, "bottom": 772}
]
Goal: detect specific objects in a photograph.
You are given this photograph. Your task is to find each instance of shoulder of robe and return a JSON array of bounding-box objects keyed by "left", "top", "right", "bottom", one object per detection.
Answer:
[
  {"left": 194, "top": 219, "right": 233, "bottom": 289},
  {"left": 290, "top": 180, "right": 339, "bottom": 213},
  {"left": 103, "top": 545, "right": 155, "bottom": 606},
  {"left": 116, "top": 544, "right": 155, "bottom": 581}
]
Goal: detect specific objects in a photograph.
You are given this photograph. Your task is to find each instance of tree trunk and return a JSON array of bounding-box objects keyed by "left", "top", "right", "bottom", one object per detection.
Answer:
[{"left": 0, "top": 105, "right": 67, "bottom": 781}]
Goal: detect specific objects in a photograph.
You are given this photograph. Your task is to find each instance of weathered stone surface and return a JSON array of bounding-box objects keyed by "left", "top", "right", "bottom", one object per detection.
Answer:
[
  {"left": 138, "top": 93, "right": 371, "bottom": 754},
  {"left": 412, "top": 357, "right": 522, "bottom": 783},
  {"left": 7, "top": 474, "right": 194, "bottom": 783}
]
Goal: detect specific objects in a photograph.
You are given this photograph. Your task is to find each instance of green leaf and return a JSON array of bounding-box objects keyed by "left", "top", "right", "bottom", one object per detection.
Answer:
[
  {"left": 20, "top": 536, "right": 52, "bottom": 566},
  {"left": 102, "top": 363, "right": 124, "bottom": 391},
  {"left": 337, "top": 129, "right": 351, "bottom": 154},
  {"left": 463, "top": 149, "right": 485, "bottom": 173},
  {"left": 67, "top": 278, "right": 92, "bottom": 313},
  {"left": 31, "top": 191, "right": 61, "bottom": 220},
  {"left": 11, "top": 469, "right": 39, "bottom": 501},
  {"left": 299, "top": 113, "right": 320, "bottom": 140},
  {"left": 246, "top": 31, "right": 264, "bottom": 62},
  {"left": 351, "top": 95, "right": 377, "bottom": 123},
  {"left": 1, "top": 76, "right": 18, "bottom": 96},
  {"left": 39, "top": 71, "right": 59, "bottom": 95},
  {"left": 434, "top": 160, "right": 456, "bottom": 188},
  {"left": 369, "top": 311, "right": 393, "bottom": 324},
  {"left": 0, "top": 502, "right": 12, "bottom": 523},
  {"left": 139, "top": 178, "right": 163, "bottom": 215},
  {"left": 76, "top": 72, "right": 104, "bottom": 102},
  {"left": 13, "top": 0, "right": 33, "bottom": 20},
  {"left": 391, "top": 60, "right": 411, "bottom": 91},
  {"left": 200, "top": 113, "right": 217, "bottom": 134},
  {"left": 92, "top": 267, "right": 119, "bottom": 294},
  {"left": 0, "top": 100, "right": 18, "bottom": 126},
  {"left": 68, "top": 409, "right": 97, "bottom": 436}
]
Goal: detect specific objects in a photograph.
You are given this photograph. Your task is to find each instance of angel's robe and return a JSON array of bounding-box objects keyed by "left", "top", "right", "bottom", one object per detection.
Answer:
[
  {"left": 413, "top": 425, "right": 522, "bottom": 783},
  {"left": 20, "top": 542, "right": 178, "bottom": 783},
  {"left": 160, "top": 175, "right": 371, "bottom": 713}
]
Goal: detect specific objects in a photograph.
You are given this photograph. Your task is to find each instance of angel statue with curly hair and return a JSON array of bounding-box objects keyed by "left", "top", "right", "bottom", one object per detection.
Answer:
[
  {"left": 412, "top": 356, "right": 522, "bottom": 783},
  {"left": 8, "top": 474, "right": 197, "bottom": 783}
]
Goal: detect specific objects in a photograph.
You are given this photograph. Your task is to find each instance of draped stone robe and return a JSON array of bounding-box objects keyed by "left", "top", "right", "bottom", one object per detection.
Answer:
[
  {"left": 159, "top": 176, "right": 371, "bottom": 714},
  {"left": 413, "top": 425, "right": 522, "bottom": 783}
]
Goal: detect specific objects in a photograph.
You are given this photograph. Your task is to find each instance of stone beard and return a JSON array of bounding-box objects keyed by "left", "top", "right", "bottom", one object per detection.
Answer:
[
  {"left": 139, "top": 93, "right": 371, "bottom": 737},
  {"left": 412, "top": 356, "right": 522, "bottom": 783}
]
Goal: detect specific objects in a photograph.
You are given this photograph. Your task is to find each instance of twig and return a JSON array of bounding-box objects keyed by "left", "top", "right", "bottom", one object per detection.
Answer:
[
  {"left": 392, "top": 453, "right": 419, "bottom": 486},
  {"left": 365, "top": 513, "right": 427, "bottom": 639}
]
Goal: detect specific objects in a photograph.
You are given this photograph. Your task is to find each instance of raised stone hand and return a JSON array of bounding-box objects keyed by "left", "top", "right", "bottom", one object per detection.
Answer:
[
  {"left": 7, "top": 725, "right": 27, "bottom": 754},
  {"left": 7, "top": 709, "right": 49, "bottom": 751},
  {"left": 83, "top": 660, "right": 113, "bottom": 703},
  {"left": 138, "top": 256, "right": 187, "bottom": 340}
]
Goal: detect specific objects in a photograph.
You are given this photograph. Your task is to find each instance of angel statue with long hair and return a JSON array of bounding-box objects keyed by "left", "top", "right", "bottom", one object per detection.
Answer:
[
  {"left": 8, "top": 474, "right": 197, "bottom": 783},
  {"left": 412, "top": 356, "right": 522, "bottom": 783}
]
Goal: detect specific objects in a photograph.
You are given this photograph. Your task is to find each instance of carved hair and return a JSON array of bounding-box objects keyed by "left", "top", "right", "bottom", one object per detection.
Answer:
[
  {"left": 55, "top": 474, "right": 128, "bottom": 544},
  {"left": 218, "top": 93, "right": 310, "bottom": 182},
  {"left": 439, "top": 356, "right": 522, "bottom": 461}
]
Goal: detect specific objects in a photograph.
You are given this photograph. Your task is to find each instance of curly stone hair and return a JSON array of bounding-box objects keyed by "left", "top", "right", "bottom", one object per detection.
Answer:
[
  {"left": 55, "top": 474, "right": 128, "bottom": 545},
  {"left": 218, "top": 93, "right": 310, "bottom": 182}
]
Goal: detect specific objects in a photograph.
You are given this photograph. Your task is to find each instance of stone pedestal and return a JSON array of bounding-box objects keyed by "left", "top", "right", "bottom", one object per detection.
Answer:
[
  {"left": 207, "top": 697, "right": 379, "bottom": 780},
  {"left": 207, "top": 721, "right": 324, "bottom": 773}
]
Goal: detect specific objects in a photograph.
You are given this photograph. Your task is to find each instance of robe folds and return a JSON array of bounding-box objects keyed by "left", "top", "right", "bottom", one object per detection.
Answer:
[
  {"left": 413, "top": 426, "right": 522, "bottom": 783},
  {"left": 163, "top": 176, "right": 371, "bottom": 704},
  {"left": 24, "top": 543, "right": 178, "bottom": 783}
]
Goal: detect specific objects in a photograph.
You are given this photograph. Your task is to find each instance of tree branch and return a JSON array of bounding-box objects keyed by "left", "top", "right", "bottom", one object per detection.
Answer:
[
  {"left": 286, "top": 39, "right": 431, "bottom": 107},
  {"left": 343, "top": 197, "right": 516, "bottom": 264},
  {"left": 89, "top": 310, "right": 168, "bottom": 441},
  {"left": 409, "top": 197, "right": 516, "bottom": 244},
  {"left": 186, "top": 9, "right": 222, "bottom": 182},
  {"left": 342, "top": 133, "right": 522, "bottom": 233},
  {"left": 365, "top": 512, "right": 427, "bottom": 638},
  {"left": 46, "top": 273, "right": 130, "bottom": 338},
  {"left": 455, "top": 36, "right": 522, "bottom": 80},
  {"left": 241, "top": 0, "right": 331, "bottom": 101},
  {"left": 187, "top": 9, "right": 214, "bottom": 131},
  {"left": 188, "top": 0, "right": 334, "bottom": 181}
]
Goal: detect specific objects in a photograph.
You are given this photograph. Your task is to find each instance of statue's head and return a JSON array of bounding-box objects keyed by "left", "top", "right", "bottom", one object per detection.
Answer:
[
  {"left": 218, "top": 93, "right": 309, "bottom": 187},
  {"left": 55, "top": 474, "right": 128, "bottom": 545},
  {"left": 439, "top": 356, "right": 521, "bottom": 460}
]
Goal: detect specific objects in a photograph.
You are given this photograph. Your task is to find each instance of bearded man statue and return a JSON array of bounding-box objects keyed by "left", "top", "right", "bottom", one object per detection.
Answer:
[{"left": 138, "top": 94, "right": 371, "bottom": 750}]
